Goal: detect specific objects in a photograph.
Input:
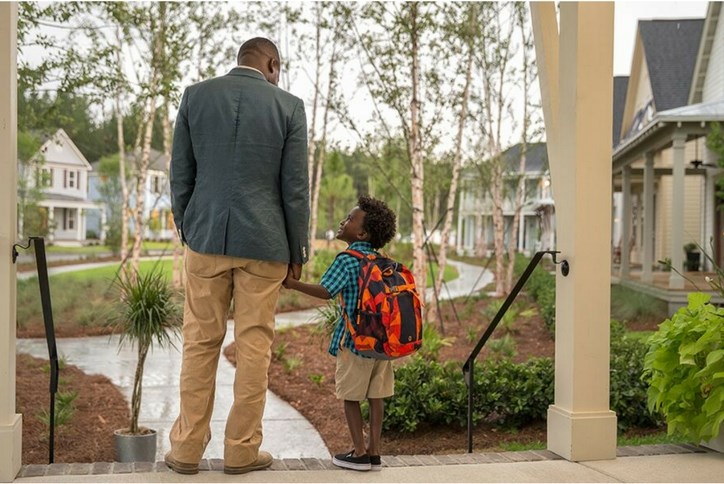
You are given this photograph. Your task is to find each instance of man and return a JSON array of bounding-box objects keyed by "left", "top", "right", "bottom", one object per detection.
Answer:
[{"left": 166, "top": 37, "right": 309, "bottom": 475}]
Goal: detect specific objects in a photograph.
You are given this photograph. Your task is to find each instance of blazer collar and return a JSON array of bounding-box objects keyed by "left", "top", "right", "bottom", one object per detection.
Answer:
[{"left": 227, "top": 67, "right": 266, "bottom": 81}]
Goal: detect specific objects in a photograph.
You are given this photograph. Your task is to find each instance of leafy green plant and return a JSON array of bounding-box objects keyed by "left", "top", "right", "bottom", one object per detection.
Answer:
[
  {"left": 419, "top": 324, "right": 454, "bottom": 361},
  {"left": 643, "top": 293, "right": 724, "bottom": 442},
  {"left": 483, "top": 300, "right": 520, "bottom": 334},
  {"left": 312, "top": 301, "right": 341, "bottom": 338},
  {"left": 465, "top": 325, "right": 480, "bottom": 344},
  {"left": 111, "top": 264, "right": 182, "bottom": 435},
  {"left": 273, "top": 342, "right": 289, "bottom": 361},
  {"left": 308, "top": 373, "right": 326, "bottom": 386},
  {"left": 38, "top": 390, "right": 78, "bottom": 428},
  {"left": 610, "top": 285, "right": 667, "bottom": 325},
  {"left": 282, "top": 357, "right": 303, "bottom": 374},
  {"left": 487, "top": 334, "right": 517, "bottom": 360}
]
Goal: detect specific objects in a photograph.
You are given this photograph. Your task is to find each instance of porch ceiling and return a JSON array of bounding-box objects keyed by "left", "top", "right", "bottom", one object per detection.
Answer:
[{"left": 612, "top": 98, "right": 724, "bottom": 173}]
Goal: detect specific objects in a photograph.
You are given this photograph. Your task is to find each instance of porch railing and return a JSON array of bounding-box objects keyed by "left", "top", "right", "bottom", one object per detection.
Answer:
[{"left": 462, "top": 250, "right": 568, "bottom": 453}]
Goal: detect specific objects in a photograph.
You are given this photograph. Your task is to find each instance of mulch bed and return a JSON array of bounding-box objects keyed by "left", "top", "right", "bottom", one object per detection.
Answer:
[
  {"left": 16, "top": 353, "right": 130, "bottom": 464},
  {"left": 224, "top": 293, "right": 557, "bottom": 455}
]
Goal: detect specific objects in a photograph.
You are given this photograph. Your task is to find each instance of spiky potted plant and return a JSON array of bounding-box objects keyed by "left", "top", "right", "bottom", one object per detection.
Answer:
[{"left": 111, "top": 264, "right": 182, "bottom": 462}]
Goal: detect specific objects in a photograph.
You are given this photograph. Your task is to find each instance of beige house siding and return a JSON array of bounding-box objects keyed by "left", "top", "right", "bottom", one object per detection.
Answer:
[
  {"left": 655, "top": 172, "right": 704, "bottom": 264},
  {"left": 703, "top": 13, "right": 724, "bottom": 102}
]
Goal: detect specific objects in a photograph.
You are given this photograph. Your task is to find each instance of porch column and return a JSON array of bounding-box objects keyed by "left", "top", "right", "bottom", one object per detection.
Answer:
[
  {"left": 531, "top": 1, "right": 617, "bottom": 461},
  {"left": 670, "top": 133, "right": 686, "bottom": 289},
  {"left": 456, "top": 201, "right": 463, "bottom": 253},
  {"left": 0, "top": 3, "right": 22, "bottom": 482},
  {"left": 518, "top": 213, "right": 526, "bottom": 251},
  {"left": 642, "top": 152, "right": 655, "bottom": 283},
  {"left": 703, "top": 161, "right": 716, "bottom": 272},
  {"left": 620, "top": 166, "right": 632, "bottom": 276},
  {"left": 47, "top": 205, "right": 55, "bottom": 243},
  {"left": 77, "top": 207, "right": 83, "bottom": 241},
  {"left": 100, "top": 207, "right": 107, "bottom": 243}
]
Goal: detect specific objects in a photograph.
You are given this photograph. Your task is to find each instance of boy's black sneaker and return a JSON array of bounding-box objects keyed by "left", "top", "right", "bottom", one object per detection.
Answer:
[
  {"left": 370, "top": 455, "right": 382, "bottom": 471},
  {"left": 332, "top": 450, "right": 372, "bottom": 471}
]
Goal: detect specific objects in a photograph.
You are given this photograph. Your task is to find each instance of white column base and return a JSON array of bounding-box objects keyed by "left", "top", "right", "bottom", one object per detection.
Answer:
[
  {"left": 547, "top": 405, "right": 617, "bottom": 461},
  {"left": 0, "top": 414, "right": 22, "bottom": 482},
  {"left": 669, "top": 272, "right": 685, "bottom": 290}
]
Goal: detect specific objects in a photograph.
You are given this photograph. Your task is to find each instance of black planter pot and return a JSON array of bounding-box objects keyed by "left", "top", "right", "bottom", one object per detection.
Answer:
[{"left": 685, "top": 251, "right": 700, "bottom": 272}]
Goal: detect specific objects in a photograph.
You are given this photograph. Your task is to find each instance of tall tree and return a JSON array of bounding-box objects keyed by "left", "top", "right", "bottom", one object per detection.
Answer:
[
  {"left": 504, "top": 3, "right": 539, "bottom": 292},
  {"left": 309, "top": 3, "right": 349, "bottom": 257},
  {"left": 353, "top": 2, "right": 446, "bottom": 302},
  {"left": 433, "top": 2, "right": 478, "bottom": 310},
  {"left": 475, "top": 2, "right": 517, "bottom": 296}
]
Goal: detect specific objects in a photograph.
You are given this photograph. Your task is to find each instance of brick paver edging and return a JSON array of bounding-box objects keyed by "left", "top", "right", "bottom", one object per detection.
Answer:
[{"left": 16, "top": 444, "right": 710, "bottom": 478}]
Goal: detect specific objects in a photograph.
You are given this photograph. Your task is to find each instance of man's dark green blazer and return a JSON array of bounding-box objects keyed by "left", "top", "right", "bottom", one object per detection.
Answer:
[{"left": 170, "top": 67, "right": 309, "bottom": 264}]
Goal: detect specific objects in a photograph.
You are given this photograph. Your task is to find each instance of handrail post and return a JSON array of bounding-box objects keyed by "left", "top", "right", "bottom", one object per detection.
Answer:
[
  {"left": 13, "top": 236, "right": 58, "bottom": 463},
  {"left": 465, "top": 360, "right": 474, "bottom": 453},
  {"left": 462, "top": 250, "right": 567, "bottom": 453}
]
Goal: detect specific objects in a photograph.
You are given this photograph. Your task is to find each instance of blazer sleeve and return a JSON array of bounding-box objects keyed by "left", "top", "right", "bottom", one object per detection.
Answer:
[
  {"left": 281, "top": 99, "right": 310, "bottom": 264},
  {"left": 170, "top": 88, "right": 196, "bottom": 243}
]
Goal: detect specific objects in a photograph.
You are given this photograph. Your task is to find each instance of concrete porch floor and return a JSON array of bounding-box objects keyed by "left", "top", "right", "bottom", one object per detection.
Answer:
[{"left": 13, "top": 449, "right": 724, "bottom": 483}]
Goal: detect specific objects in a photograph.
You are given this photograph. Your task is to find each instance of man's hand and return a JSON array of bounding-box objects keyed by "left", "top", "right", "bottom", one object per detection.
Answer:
[{"left": 288, "top": 263, "right": 302, "bottom": 281}]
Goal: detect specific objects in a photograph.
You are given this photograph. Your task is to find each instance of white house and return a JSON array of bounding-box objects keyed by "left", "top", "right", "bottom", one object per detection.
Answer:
[
  {"left": 456, "top": 142, "right": 554, "bottom": 256},
  {"left": 21, "top": 128, "right": 105, "bottom": 245},
  {"left": 87, "top": 147, "right": 175, "bottom": 242}
]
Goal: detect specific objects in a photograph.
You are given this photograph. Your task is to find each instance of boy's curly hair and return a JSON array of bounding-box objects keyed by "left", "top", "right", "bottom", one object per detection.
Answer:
[{"left": 358, "top": 195, "right": 397, "bottom": 249}]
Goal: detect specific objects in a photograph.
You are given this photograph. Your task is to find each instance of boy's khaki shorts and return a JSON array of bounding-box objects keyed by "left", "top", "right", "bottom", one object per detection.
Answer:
[{"left": 335, "top": 347, "right": 394, "bottom": 401}]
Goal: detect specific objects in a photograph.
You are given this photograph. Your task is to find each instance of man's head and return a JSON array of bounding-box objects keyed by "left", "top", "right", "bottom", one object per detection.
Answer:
[
  {"left": 337, "top": 195, "right": 397, "bottom": 249},
  {"left": 237, "top": 37, "right": 281, "bottom": 86}
]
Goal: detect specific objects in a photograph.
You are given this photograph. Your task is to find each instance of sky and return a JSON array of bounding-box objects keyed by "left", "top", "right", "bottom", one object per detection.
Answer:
[{"left": 613, "top": 1, "right": 708, "bottom": 75}]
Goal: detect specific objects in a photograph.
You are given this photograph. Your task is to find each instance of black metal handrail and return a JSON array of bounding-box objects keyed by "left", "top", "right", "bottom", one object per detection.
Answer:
[
  {"left": 462, "top": 250, "right": 568, "bottom": 453},
  {"left": 13, "top": 236, "right": 59, "bottom": 464}
]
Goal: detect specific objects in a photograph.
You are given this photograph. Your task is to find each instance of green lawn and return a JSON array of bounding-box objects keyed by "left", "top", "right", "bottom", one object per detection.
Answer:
[
  {"left": 45, "top": 241, "right": 174, "bottom": 254},
  {"left": 53, "top": 260, "right": 174, "bottom": 283},
  {"left": 499, "top": 431, "right": 682, "bottom": 452}
]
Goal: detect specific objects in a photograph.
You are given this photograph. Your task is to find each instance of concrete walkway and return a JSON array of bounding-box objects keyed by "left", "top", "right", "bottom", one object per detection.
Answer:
[{"left": 16, "top": 258, "right": 492, "bottom": 462}]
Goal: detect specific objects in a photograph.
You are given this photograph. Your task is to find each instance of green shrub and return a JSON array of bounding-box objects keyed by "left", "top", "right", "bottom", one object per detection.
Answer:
[
  {"left": 525, "top": 264, "right": 555, "bottom": 334},
  {"left": 38, "top": 390, "right": 78, "bottom": 428},
  {"left": 610, "top": 332, "right": 662, "bottom": 430},
  {"left": 610, "top": 285, "right": 667, "bottom": 324},
  {"left": 385, "top": 320, "right": 659, "bottom": 434},
  {"left": 643, "top": 293, "right": 724, "bottom": 442}
]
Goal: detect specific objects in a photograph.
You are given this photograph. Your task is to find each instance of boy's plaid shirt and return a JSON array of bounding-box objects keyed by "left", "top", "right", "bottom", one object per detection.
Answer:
[{"left": 320, "top": 241, "right": 376, "bottom": 357}]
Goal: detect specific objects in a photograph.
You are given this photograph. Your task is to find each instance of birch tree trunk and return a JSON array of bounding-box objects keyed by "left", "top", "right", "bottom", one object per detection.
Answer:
[
  {"left": 130, "top": 95, "right": 158, "bottom": 273},
  {"left": 433, "top": 20, "right": 475, "bottom": 304},
  {"left": 309, "top": 37, "right": 339, "bottom": 258},
  {"left": 408, "top": 3, "right": 427, "bottom": 303},
  {"left": 115, "top": 27, "right": 131, "bottom": 273},
  {"left": 505, "top": 4, "right": 535, "bottom": 292}
]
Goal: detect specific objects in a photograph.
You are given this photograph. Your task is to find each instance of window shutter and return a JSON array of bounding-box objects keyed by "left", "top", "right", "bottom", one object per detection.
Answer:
[{"left": 63, "top": 170, "right": 67, "bottom": 188}]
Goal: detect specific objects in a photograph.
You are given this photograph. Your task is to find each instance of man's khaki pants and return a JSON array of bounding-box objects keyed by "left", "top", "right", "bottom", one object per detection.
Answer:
[{"left": 169, "top": 248, "right": 287, "bottom": 467}]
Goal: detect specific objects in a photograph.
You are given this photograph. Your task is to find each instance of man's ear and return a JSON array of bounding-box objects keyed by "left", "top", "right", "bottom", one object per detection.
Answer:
[{"left": 358, "top": 230, "right": 371, "bottom": 241}]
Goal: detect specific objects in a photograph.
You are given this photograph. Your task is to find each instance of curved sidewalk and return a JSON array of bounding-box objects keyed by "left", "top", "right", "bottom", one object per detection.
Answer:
[{"left": 16, "top": 258, "right": 492, "bottom": 462}]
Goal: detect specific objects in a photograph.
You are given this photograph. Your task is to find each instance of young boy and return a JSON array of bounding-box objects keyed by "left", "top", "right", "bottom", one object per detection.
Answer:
[{"left": 283, "top": 195, "right": 397, "bottom": 471}]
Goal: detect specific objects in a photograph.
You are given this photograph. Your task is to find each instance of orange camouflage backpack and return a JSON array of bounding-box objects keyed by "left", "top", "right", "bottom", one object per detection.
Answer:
[{"left": 341, "top": 249, "right": 423, "bottom": 359}]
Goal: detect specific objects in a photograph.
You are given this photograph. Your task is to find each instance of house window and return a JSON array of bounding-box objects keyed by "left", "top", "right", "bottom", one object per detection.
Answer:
[
  {"left": 44, "top": 168, "right": 53, "bottom": 187},
  {"left": 152, "top": 175, "right": 164, "bottom": 194},
  {"left": 68, "top": 171, "right": 75, "bottom": 188},
  {"left": 63, "top": 209, "right": 76, "bottom": 231}
]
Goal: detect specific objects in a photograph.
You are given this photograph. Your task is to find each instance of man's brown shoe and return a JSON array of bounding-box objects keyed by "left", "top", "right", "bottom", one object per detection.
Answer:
[
  {"left": 164, "top": 452, "right": 199, "bottom": 475},
  {"left": 224, "top": 451, "right": 274, "bottom": 475}
]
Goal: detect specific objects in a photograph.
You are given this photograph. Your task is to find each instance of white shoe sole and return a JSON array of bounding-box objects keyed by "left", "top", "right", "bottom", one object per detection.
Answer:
[{"left": 332, "top": 457, "right": 372, "bottom": 471}]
